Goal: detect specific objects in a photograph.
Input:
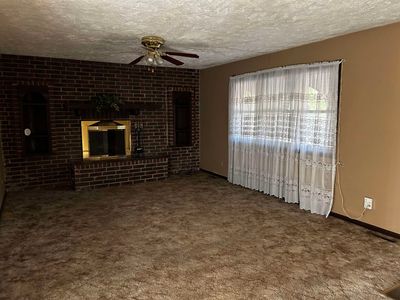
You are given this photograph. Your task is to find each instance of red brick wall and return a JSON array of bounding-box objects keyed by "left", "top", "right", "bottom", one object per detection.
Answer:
[
  {"left": 73, "top": 156, "right": 168, "bottom": 191},
  {"left": 0, "top": 54, "right": 199, "bottom": 191}
]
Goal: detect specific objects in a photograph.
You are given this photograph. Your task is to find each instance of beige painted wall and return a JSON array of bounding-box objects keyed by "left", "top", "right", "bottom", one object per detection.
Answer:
[{"left": 200, "top": 22, "right": 400, "bottom": 234}]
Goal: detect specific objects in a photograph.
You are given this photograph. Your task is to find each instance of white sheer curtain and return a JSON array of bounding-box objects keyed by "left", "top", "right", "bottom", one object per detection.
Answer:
[{"left": 228, "top": 61, "right": 340, "bottom": 216}]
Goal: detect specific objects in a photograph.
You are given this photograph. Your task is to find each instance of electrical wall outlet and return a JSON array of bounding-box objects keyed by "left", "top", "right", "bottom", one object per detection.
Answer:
[{"left": 364, "top": 197, "right": 374, "bottom": 210}]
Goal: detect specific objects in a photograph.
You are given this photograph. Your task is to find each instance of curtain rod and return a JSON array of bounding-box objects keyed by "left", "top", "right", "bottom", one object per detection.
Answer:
[{"left": 230, "top": 59, "right": 344, "bottom": 79}]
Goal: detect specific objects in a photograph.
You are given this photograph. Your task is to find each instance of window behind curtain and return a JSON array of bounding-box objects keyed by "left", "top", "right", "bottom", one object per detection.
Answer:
[{"left": 229, "top": 63, "right": 340, "bottom": 151}]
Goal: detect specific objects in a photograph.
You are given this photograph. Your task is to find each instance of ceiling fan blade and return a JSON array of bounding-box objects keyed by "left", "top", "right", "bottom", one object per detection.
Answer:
[
  {"left": 129, "top": 55, "right": 144, "bottom": 65},
  {"left": 164, "top": 51, "right": 199, "bottom": 58},
  {"left": 161, "top": 55, "right": 184, "bottom": 66}
]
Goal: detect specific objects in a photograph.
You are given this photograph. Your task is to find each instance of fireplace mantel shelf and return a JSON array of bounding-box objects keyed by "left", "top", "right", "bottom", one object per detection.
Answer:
[{"left": 66, "top": 101, "right": 162, "bottom": 117}]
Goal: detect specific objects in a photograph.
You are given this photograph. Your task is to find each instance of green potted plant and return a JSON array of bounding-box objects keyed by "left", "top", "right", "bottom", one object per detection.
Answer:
[{"left": 91, "top": 94, "right": 122, "bottom": 112}]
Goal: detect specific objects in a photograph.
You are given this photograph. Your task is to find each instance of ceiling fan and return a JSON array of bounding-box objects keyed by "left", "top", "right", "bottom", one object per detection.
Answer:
[{"left": 129, "top": 36, "right": 199, "bottom": 66}]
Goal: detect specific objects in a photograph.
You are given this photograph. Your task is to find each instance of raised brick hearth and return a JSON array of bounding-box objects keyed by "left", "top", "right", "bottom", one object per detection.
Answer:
[
  {"left": 0, "top": 54, "right": 199, "bottom": 191},
  {"left": 73, "top": 156, "right": 168, "bottom": 191}
]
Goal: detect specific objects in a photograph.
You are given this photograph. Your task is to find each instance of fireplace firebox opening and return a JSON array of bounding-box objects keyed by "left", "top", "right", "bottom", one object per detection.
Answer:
[{"left": 81, "top": 120, "right": 131, "bottom": 159}]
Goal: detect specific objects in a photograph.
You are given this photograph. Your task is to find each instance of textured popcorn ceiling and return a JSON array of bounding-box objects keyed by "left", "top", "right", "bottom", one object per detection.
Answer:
[{"left": 1, "top": 0, "right": 400, "bottom": 69}]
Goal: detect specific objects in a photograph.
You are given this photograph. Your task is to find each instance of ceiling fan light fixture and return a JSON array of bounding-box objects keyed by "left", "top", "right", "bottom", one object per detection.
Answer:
[
  {"left": 155, "top": 53, "right": 164, "bottom": 65},
  {"left": 129, "top": 36, "right": 199, "bottom": 67},
  {"left": 145, "top": 52, "right": 155, "bottom": 65}
]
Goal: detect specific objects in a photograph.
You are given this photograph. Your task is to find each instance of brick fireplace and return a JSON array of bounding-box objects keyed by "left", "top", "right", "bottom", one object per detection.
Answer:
[{"left": 0, "top": 54, "right": 199, "bottom": 191}]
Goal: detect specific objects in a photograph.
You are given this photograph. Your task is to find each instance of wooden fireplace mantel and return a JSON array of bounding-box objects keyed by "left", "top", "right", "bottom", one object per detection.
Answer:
[{"left": 66, "top": 101, "right": 162, "bottom": 118}]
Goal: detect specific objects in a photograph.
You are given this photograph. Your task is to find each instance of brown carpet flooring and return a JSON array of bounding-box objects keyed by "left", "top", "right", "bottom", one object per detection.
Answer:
[{"left": 0, "top": 172, "right": 399, "bottom": 299}]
